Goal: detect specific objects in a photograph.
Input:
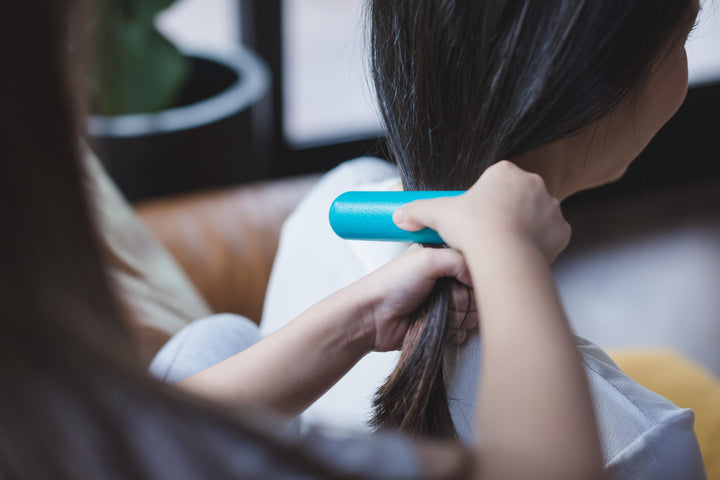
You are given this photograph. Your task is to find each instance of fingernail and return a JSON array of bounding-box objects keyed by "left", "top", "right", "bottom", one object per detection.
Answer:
[{"left": 393, "top": 208, "right": 404, "bottom": 224}]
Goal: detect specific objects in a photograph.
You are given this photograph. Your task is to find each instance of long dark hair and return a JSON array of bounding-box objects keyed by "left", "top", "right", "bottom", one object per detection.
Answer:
[
  {"left": 369, "top": 0, "right": 697, "bottom": 439},
  {"left": 0, "top": 2, "right": 367, "bottom": 479}
]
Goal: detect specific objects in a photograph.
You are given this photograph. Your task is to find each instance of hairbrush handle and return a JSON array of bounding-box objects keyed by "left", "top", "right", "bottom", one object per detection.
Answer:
[{"left": 329, "top": 191, "right": 463, "bottom": 244}]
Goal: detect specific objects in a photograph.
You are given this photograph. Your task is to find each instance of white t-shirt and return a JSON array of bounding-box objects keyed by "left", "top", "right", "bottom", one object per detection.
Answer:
[{"left": 261, "top": 157, "right": 706, "bottom": 479}]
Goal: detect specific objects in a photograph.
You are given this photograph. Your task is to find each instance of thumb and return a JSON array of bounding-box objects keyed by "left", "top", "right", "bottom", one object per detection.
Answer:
[{"left": 393, "top": 198, "right": 447, "bottom": 232}]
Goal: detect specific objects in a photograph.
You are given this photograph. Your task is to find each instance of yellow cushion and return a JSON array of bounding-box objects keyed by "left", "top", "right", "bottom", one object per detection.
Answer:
[{"left": 610, "top": 349, "right": 720, "bottom": 479}]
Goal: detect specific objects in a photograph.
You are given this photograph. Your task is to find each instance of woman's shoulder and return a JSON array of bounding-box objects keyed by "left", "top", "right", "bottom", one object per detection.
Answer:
[
  {"left": 576, "top": 335, "right": 697, "bottom": 431},
  {"left": 575, "top": 337, "right": 705, "bottom": 478},
  {"left": 261, "top": 157, "right": 405, "bottom": 334},
  {"left": 281, "top": 156, "right": 401, "bottom": 241}
]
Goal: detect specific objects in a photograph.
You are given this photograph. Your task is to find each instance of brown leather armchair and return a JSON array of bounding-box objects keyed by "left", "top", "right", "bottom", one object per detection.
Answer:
[{"left": 134, "top": 174, "right": 320, "bottom": 325}]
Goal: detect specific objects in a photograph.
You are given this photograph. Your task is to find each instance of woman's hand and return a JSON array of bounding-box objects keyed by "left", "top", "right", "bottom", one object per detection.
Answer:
[
  {"left": 355, "top": 161, "right": 567, "bottom": 353},
  {"left": 351, "top": 245, "right": 477, "bottom": 352},
  {"left": 393, "top": 161, "right": 571, "bottom": 264},
  {"left": 179, "top": 243, "right": 477, "bottom": 417}
]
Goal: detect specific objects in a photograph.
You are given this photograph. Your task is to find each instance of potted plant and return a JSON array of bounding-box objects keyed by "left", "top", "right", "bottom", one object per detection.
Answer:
[{"left": 87, "top": 0, "right": 270, "bottom": 201}]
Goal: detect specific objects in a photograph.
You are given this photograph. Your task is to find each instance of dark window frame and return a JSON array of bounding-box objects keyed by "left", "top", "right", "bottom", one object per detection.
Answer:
[{"left": 240, "top": 0, "right": 720, "bottom": 208}]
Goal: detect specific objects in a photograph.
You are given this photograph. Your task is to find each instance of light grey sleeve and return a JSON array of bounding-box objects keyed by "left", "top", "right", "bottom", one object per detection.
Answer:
[
  {"left": 136, "top": 406, "right": 425, "bottom": 479},
  {"left": 149, "top": 313, "right": 262, "bottom": 383},
  {"left": 287, "top": 426, "right": 425, "bottom": 479},
  {"left": 81, "top": 377, "right": 425, "bottom": 479},
  {"left": 151, "top": 414, "right": 424, "bottom": 479},
  {"left": 604, "top": 409, "right": 706, "bottom": 480}
]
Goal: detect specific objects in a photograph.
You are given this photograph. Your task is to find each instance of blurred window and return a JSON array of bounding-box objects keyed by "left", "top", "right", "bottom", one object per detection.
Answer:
[
  {"left": 283, "top": 0, "right": 382, "bottom": 148},
  {"left": 158, "top": 0, "right": 718, "bottom": 149},
  {"left": 687, "top": 0, "right": 720, "bottom": 86},
  {"left": 156, "top": 0, "right": 240, "bottom": 53}
]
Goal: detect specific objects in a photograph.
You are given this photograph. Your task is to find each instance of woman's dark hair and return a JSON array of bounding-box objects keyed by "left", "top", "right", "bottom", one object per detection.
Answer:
[
  {"left": 0, "top": 2, "right": 377, "bottom": 479},
  {"left": 369, "top": 0, "right": 698, "bottom": 438}
]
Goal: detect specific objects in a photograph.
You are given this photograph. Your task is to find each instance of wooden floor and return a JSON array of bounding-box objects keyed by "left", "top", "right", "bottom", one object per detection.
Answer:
[{"left": 555, "top": 180, "right": 720, "bottom": 376}]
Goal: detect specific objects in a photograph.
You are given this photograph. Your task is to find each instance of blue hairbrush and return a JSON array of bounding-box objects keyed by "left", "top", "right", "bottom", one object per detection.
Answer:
[{"left": 329, "top": 191, "right": 463, "bottom": 244}]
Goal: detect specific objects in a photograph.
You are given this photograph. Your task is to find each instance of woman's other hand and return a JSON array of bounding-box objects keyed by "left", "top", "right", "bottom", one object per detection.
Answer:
[
  {"left": 393, "top": 161, "right": 571, "bottom": 264},
  {"left": 352, "top": 245, "right": 477, "bottom": 352}
]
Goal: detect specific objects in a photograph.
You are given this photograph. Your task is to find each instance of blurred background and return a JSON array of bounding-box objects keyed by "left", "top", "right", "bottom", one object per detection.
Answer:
[
  {"left": 89, "top": 0, "right": 720, "bottom": 202},
  {"left": 88, "top": 0, "right": 720, "bottom": 377}
]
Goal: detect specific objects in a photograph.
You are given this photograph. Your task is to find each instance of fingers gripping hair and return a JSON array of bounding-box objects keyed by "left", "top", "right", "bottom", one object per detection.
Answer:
[{"left": 371, "top": 273, "right": 472, "bottom": 439}]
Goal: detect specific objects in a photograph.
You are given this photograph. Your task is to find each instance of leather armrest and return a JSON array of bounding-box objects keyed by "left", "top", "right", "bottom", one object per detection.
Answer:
[{"left": 135, "top": 175, "right": 320, "bottom": 324}]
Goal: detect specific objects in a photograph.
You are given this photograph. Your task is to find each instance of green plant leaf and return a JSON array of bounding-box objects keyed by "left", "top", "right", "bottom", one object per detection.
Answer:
[{"left": 89, "top": 0, "right": 189, "bottom": 115}]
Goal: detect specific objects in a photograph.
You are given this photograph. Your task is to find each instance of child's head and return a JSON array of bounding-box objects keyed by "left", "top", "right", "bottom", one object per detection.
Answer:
[{"left": 370, "top": 0, "right": 699, "bottom": 193}]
